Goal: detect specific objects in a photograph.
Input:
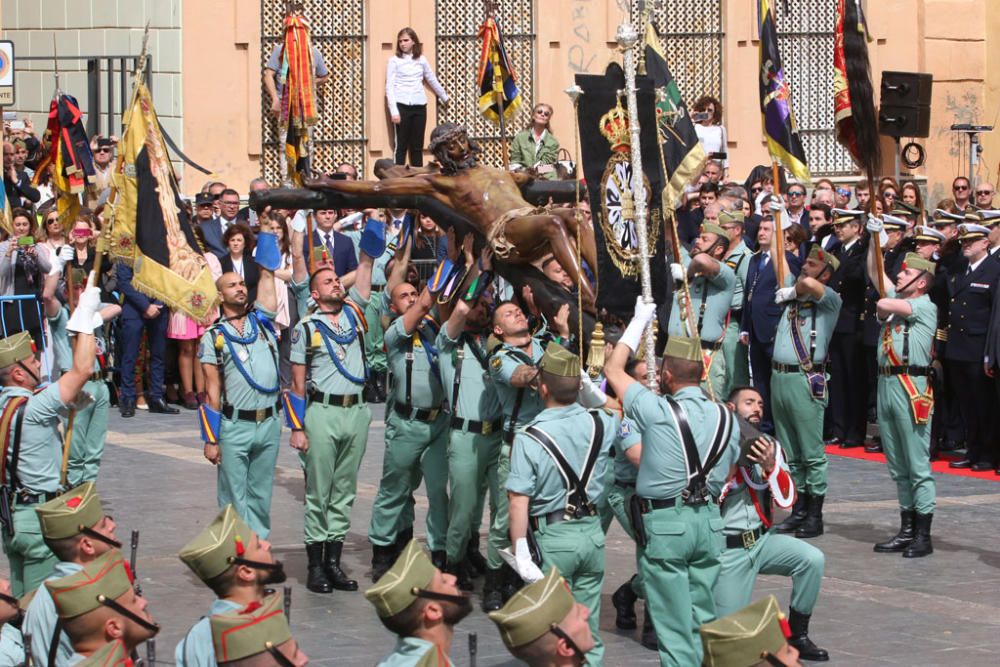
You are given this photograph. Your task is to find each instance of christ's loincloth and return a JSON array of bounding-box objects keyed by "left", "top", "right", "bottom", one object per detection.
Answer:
[{"left": 488, "top": 205, "right": 547, "bottom": 258}]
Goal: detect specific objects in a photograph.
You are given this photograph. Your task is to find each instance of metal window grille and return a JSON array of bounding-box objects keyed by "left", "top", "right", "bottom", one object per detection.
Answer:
[
  {"left": 434, "top": 0, "right": 535, "bottom": 168},
  {"left": 260, "top": 1, "right": 368, "bottom": 183}
]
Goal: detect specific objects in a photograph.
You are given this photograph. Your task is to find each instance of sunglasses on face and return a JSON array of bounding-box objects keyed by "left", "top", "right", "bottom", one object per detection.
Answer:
[
  {"left": 976, "top": 190, "right": 993, "bottom": 196},
  {"left": 72, "top": 229, "right": 93, "bottom": 238},
  {"left": 534, "top": 109, "right": 552, "bottom": 117},
  {"left": 954, "top": 185, "right": 969, "bottom": 191},
  {"left": 96, "top": 148, "right": 111, "bottom": 154},
  {"left": 788, "top": 191, "right": 805, "bottom": 197}
]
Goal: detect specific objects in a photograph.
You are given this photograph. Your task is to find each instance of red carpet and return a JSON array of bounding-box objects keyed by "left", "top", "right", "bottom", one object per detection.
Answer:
[{"left": 825, "top": 445, "right": 1000, "bottom": 482}]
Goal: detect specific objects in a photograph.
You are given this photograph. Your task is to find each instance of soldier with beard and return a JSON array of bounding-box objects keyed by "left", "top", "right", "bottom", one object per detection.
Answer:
[
  {"left": 199, "top": 233, "right": 282, "bottom": 539},
  {"left": 365, "top": 540, "right": 472, "bottom": 666},
  {"left": 176, "top": 505, "right": 287, "bottom": 667}
]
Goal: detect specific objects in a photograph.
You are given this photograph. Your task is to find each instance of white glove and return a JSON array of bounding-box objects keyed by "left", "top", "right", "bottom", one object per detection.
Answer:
[
  {"left": 498, "top": 538, "right": 544, "bottom": 584},
  {"left": 768, "top": 200, "right": 793, "bottom": 230},
  {"left": 774, "top": 286, "right": 797, "bottom": 305},
  {"left": 337, "top": 211, "right": 364, "bottom": 230},
  {"left": 670, "top": 263, "right": 685, "bottom": 283},
  {"left": 619, "top": 296, "right": 656, "bottom": 353},
  {"left": 866, "top": 214, "right": 883, "bottom": 234},
  {"left": 66, "top": 281, "right": 103, "bottom": 334},
  {"left": 291, "top": 210, "right": 308, "bottom": 234},
  {"left": 49, "top": 244, "right": 75, "bottom": 276},
  {"left": 578, "top": 371, "right": 608, "bottom": 408}
]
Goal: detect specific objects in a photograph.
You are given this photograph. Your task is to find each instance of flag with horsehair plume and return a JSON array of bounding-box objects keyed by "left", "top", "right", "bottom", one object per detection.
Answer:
[
  {"left": 476, "top": 16, "right": 522, "bottom": 123},
  {"left": 32, "top": 93, "right": 99, "bottom": 229},
  {"left": 641, "top": 22, "right": 706, "bottom": 212},
  {"left": 834, "top": 0, "right": 881, "bottom": 179},
  {"left": 279, "top": 10, "right": 318, "bottom": 185},
  {"left": 109, "top": 80, "right": 218, "bottom": 321},
  {"left": 758, "top": 0, "right": 811, "bottom": 184}
]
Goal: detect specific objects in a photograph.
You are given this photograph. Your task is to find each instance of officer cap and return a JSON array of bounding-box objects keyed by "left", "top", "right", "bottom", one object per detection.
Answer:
[
  {"left": 47, "top": 549, "right": 133, "bottom": 619},
  {"left": 831, "top": 208, "right": 863, "bottom": 226},
  {"left": 974, "top": 209, "right": 1000, "bottom": 227},
  {"left": 664, "top": 336, "right": 702, "bottom": 363},
  {"left": 957, "top": 223, "right": 990, "bottom": 241},
  {"left": 930, "top": 209, "right": 964, "bottom": 225},
  {"left": 700, "top": 595, "right": 788, "bottom": 667},
  {"left": 538, "top": 342, "right": 580, "bottom": 378},
  {"left": 210, "top": 591, "right": 292, "bottom": 664},
  {"left": 901, "top": 253, "right": 936, "bottom": 276},
  {"left": 179, "top": 505, "right": 255, "bottom": 583},
  {"left": 74, "top": 639, "right": 131, "bottom": 667},
  {"left": 488, "top": 567, "right": 575, "bottom": 649},
  {"left": 807, "top": 245, "right": 840, "bottom": 272},
  {"left": 364, "top": 539, "right": 435, "bottom": 618},
  {"left": 36, "top": 482, "right": 106, "bottom": 540},
  {"left": 891, "top": 201, "right": 920, "bottom": 216},
  {"left": 718, "top": 209, "right": 745, "bottom": 225},
  {"left": 913, "top": 226, "right": 945, "bottom": 244},
  {"left": 0, "top": 332, "right": 35, "bottom": 368},
  {"left": 195, "top": 192, "right": 214, "bottom": 207},
  {"left": 881, "top": 214, "right": 909, "bottom": 231},
  {"left": 700, "top": 222, "right": 729, "bottom": 239}
]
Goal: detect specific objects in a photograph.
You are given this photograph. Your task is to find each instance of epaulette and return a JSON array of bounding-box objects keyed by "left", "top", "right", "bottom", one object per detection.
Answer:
[{"left": 935, "top": 328, "right": 948, "bottom": 342}]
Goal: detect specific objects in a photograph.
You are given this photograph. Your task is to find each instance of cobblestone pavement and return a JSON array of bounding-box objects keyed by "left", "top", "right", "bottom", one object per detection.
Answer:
[{"left": 10, "top": 405, "right": 1000, "bottom": 666}]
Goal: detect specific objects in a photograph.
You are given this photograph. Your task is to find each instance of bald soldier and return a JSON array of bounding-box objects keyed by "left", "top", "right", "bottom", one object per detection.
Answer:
[
  {"left": 25, "top": 483, "right": 122, "bottom": 667},
  {"left": 488, "top": 567, "right": 596, "bottom": 666},
  {"left": 365, "top": 540, "right": 473, "bottom": 666},
  {"left": 176, "top": 505, "right": 287, "bottom": 667},
  {"left": 0, "top": 277, "right": 103, "bottom": 596},
  {"left": 210, "top": 591, "right": 308, "bottom": 667},
  {"left": 700, "top": 596, "right": 803, "bottom": 667},
  {"left": 46, "top": 549, "right": 159, "bottom": 663}
]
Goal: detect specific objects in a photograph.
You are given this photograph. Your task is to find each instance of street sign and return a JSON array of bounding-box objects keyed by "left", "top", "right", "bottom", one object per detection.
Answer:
[{"left": 0, "top": 41, "right": 14, "bottom": 106}]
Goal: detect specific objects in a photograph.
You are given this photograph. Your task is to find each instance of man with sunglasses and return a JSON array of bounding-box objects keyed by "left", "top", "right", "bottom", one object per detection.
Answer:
[
  {"left": 210, "top": 591, "right": 307, "bottom": 667},
  {"left": 195, "top": 192, "right": 227, "bottom": 259},
  {"left": 87, "top": 137, "right": 116, "bottom": 209},
  {"left": 364, "top": 539, "right": 472, "bottom": 666},
  {"left": 46, "top": 549, "right": 159, "bottom": 663},
  {"left": 23, "top": 482, "right": 121, "bottom": 667},
  {"left": 0, "top": 279, "right": 103, "bottom": 597},
  {"left": 951, "top": 177, "right": 972, "bottom": 212},
  {"left": 783, "top": 185, "right": 808, "bottom": 229},
  {"left": 489, "top": 566, "right": 595, "bottom": 666},
  {"left": 975, "top": 183, "right": 995, "bottom": 209},
  {"left": 177, "top": 505, "right": 286, "bottom": 667}
]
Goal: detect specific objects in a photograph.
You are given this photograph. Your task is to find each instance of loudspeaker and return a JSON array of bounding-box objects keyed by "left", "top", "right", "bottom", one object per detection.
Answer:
[
  {"left": 879, "top": 105, "right": 931, "bottom": 138},
  {"left": 879, "top": 71, "right": 933, "bottom": 138}
]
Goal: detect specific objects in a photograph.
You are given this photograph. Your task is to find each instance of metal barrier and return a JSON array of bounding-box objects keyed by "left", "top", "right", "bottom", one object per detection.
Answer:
[{"left": 0, "top": 294, "right": 53, "bottom": 380}]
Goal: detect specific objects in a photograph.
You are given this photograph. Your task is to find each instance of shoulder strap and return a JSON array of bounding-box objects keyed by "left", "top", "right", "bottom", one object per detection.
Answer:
[
  {"left": 0, "top": 396, "right": 29, "bottom": 490},
  {"left": 523, "top": 411, "right": 604, "bottom": 517},
  {"left": 47, "top": 621, "right": 62, "bottom": 667},
  {"left": 211, "top": 327, "right": 228, "bottom": 407},
  {"left": 663, "top": 396, "right": 733, "bottom": 499},
  {"left": 302, "top": 321, "right": 315, "bottom": 387},
  {"left": 405, "top": 334, "right": 415, "bottom": 405},
  {"left": 450, "top": 339, "right": 465, "bottom": 419}
]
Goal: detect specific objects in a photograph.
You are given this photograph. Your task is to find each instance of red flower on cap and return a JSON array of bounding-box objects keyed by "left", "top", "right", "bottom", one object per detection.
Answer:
[
  {"left": 234, "top": 535, "right": 246, "bottom": 557},
  {"left": 778, "top": 612, "right": 792, "bottom": 639},
  {"left": 66, "top": 496, "right": 83, "bottom": 509}
]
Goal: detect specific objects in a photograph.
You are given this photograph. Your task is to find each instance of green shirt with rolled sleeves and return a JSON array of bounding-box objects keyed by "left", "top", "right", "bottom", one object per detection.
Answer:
[
  {"left": 289, "top": 279, "right": 312, "bottom": 320},
  {"left": 0, "top": 624, "right": 23, "bottom": 667},
  {"left": 340, "top": 224, "right": 401, "bottom": 287},
  {"left": 436, "top": 329, "right": 502, "bottom": 422},
  {"left": 174, "top": 598, "right": 242, "bottom": 667},
  {"left": 198, "top": 308, "right": 281, "bottom": 411},
  {"left": 723, "top": 241, "right": 754, "bottom": 309},
  {"left": 623, "top": 384, "right": 739, "bottom": 499},
  {"left": 384, "top": 316, "right": 445, "bottom": 408},
  {"left": 488, "top": 338, "right": 546, "bottom": 432},
  {"left": 771, "top": 286, "right": 842, "bottom": 366},
  {"left": 0, "top": 383, "right": 67, "bottom": 493},
  {"left": 613, "top": 417, "right": 642, "bottom": 484},
  {"left": 507, "top": 404, "right": 618, "bottom": 516},
  {"left": 877, "top": 290, "right": 936, "bottom": 371},
  {"left": 48, "top": 306, "right": 112, "bottom": 376},
  {"left": 290, "top": 287, "right": 370, "bottom": 396},
  {"left": 669, "top": 248, "right": 737, "bottom": 342},
  {"left": 24, "top": 560, "right": 83, "bottom": 667}
]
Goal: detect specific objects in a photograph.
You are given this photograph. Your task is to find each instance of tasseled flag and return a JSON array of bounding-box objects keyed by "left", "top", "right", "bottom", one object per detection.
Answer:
[
  {"left": 33, "top": 94, "right": 98, "bottom": 228},
  {"left": 834, "top": 0, "right": 881, "bottom": 179},
  {"left": 476, "top": 16, "right": 522, "bottom": 124},
  {"left": 278, "top": 13, "right": 318, "bottom": 185}
]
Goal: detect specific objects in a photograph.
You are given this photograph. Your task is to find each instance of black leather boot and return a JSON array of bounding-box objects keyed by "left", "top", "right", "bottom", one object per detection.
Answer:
[
  {"left": 370, "top": 542, "right": 396, "bottom": 582},
  {"left": 874, "top": 510, "right": 915, "bottom": 553},
  {"left": 500, "top": 563, "right": 523, "bottom": 602},
  {"left": 393, "top": 526, "right": 414, "bottom": 559},
  {"left": 611, "top": 577, "right": 638, "bottom": 630},
  {"left": 795, "top": 494, "right": 824, "bottom": 539},
  {"left": 774, "top": 493, "right": 809, "bottom": 533},
  {"left": 902, "top": 512, "right": 933, "bottom": 558},
  {"left": 445, "top": 560, "right": 474, "bottom": 591},
  {"left": 430, "top": 550, "right": 447, "bottom": 571},
  {"left": 305, "top": 543, "right": 333, "bottom": 593},
  {"left": 465, "top": 534, "right": 487, "bottom": 578},
  {"left": 375, "top": 370, "right": 388, "bottom": 403},
  {"left": 641, "top": 605, "right": 658, "bottom": 650},
  {"left": 788, "top": 608, "right": 829, "bottom": 661},
  {"left": 323, "top": 541, "right": 358, "bottom": 591},
  {"left": 482, "top": 568, "right": 504, "bottom": 612}
]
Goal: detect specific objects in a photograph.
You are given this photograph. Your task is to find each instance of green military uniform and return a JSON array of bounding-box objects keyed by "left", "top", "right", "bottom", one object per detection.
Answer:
[
  {"left": 198, "top": 309, "right": 282, "bottom": 539},
  {"left": 486, "top": 336, "right": 545, "bottom": 571},
  {"left": 770, "top": 271, "right": 842, "bottom": 498},
  {"left": 669, "top": 241, "right": 737, "bottom": 400},
  {"left": 700, "top": 595, "right": 791, "bottom": 667},
  {"left": 436, "top": 327, "right": 502, "bottom": 568},
  {"left": 623, "top": 336, "right": 740, "bottom": 667},
  {"left": 488, "top": 567, "right": 586, "bottom": 661},
  {"left": 877, "top": 283, "right": 937, "bottom": 515},
  {"left": 369, "top": 316, "right": 449, "bottom": 551},
  {"left": 210, "top": 591, "right": 291, "bottom": 665},
  {"left": 365, "top": 540, "right": 457, "bottom": 667},
  {"left": 604, "top": 417, "right": 645, "bottom": 599},
  {"left": 177, "top": 505, "right": 263, "bottom": 667},
  {"left": 0, "top": 332, "right": 68, "bottom": 596},
  {"left": 25, "top": 483, "right": 110, "bottom": 667},
  {"left": 290, "top": 287, "right": 372, "bottom": 546},
  {"left": 714, "top": 452, "right": 824, "bottom": 617},
  {"left": 0, "top": 624, "right": 24, "bottom": 667},
  {"left": 721, "top": 232, "right": 754, "bottom": 396}
]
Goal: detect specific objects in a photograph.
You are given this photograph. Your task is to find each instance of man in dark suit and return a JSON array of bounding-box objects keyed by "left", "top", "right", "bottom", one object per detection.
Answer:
[
  {"left": 236, "top": 177, "right": 270, "bottom": 229},
  {"left": 301, "top": 208, "right": 359, "bottom": 279},
  {"left": 949, "top": 224, "right": 1000, "bottom": 471},
  {"left": 194, "top": 192, "right": 226, "bottom": 258},
  {"left": 740, "top": 216, "right": 802, "bottom": 432},
  {"left": 827, "top": 210, "right": 868, "bottom": 448},
  {"left": 807, "top": 204, "right": 841, "bottom": 255}
]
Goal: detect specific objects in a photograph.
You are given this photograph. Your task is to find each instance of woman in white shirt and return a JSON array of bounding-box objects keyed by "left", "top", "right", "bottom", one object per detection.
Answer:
[
  {"left": 386, "top": 27, "right": 449, "bottom": 167},
  {"left": 692, "top": 95, "right": 728, "bottom": 171}
]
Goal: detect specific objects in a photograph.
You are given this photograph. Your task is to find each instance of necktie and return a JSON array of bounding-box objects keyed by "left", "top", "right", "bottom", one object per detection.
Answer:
[{"left": 325, "top": 233, "right": 335, "bottom": 260}]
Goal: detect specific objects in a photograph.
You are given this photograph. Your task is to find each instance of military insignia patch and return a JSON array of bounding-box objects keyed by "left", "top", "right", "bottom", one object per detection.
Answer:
[
  {"left": 490, "top": 356, "right": 502, "bottom": 371},
  {"left": 291, "top": 328, "right": 301, "bottom": 344},
  {"left": 619, "top": 419, "right": 632, "bottom": 438}
]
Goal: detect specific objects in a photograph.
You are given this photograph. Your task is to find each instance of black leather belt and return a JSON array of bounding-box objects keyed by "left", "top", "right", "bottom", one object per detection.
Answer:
[
  {"left": 771, "top": 361, "right": 830, "bottom": 374},
  {"left": 223, "top": 402, "right": 280, "bottom": 422},
  {"left": 450, "top": 416, "right": 502, "bottom": 435},
  {"left": 309, "top": 390, "right": 363, "bottom": 408},
  {"left": 615, "top": 479, "right": 636, "bottom": 490},
  {"left": 529, "top": 508, "right": 593, "bottom": 531},
  {"left": 725, "top": 526, "right": 767, "bottom": 550},
  {"left": 701, "top": 339, "right": 723, "bottom": 352},
  {"left": 639, "top": 497, "right": 681, "bottom": 513},
  {"left": 394, "top": 402, "right": 443, "bottom": 422},
  {"left": 878, "top": 365, "right": 932, "bottom": 377},
  {"left": 16, "top": 490, "right": 61, "bottom": 505}
]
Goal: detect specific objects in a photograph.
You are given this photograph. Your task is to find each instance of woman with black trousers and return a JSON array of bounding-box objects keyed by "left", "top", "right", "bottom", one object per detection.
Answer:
[{"left": 386, "top": 27, "right": 449, "bottom": 167}]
